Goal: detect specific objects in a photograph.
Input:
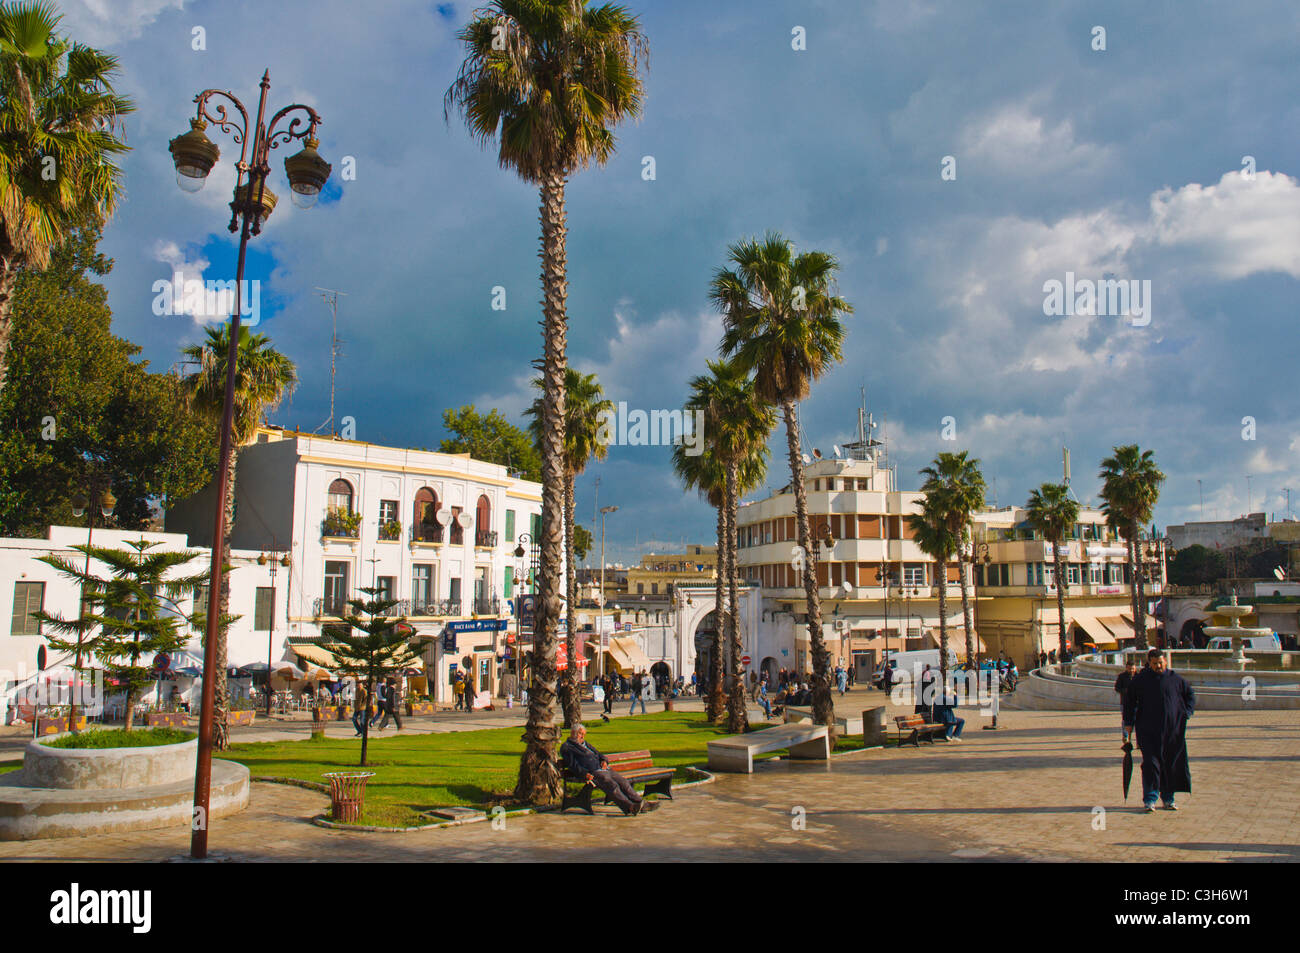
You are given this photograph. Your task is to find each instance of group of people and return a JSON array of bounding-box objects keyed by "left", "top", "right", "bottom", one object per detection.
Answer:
[
  {"left": 351, "top": 678, "right": 403, "bottom": 735},
  {"left": 452, "top": 671, "right": 478, "bottom": 712}
]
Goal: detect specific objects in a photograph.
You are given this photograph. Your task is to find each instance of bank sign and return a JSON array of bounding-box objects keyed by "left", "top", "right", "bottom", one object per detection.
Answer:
[{"left": 446, "top": 620, "right": 509, "bottom": 633}]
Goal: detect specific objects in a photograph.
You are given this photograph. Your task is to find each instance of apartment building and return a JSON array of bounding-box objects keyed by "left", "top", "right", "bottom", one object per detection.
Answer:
[{"left": 165, "top": 427, "right": 544, "bottom": 704}]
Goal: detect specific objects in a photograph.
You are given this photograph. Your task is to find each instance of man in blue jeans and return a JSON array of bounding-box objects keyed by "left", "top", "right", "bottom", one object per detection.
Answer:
[
  {"left": 629, "top": 671, "right": 646, "bottom": 715},
  {"left": 934, "top": 691, "right": 964, "bottom": 741}
]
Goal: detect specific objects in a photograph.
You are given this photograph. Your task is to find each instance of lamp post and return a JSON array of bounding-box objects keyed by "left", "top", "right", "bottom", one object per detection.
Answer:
[
  {"left": 171, "top": 72, "right": 330, "bottom": 860},
  {"left": 258, "top": 551, "right": 290, "bottom": 716},
  {"left": 514, "top": 533, "right": 537, "bottom": 690},
  {"left": 599, "top": 506, "right": 618, "bottom": 677},
  {"left": 68, "top": 478, "right": 115, "bottom": 734}
]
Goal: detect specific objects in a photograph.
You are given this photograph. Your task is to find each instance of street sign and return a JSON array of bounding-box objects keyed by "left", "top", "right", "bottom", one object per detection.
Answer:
[{"left": 741, "top": 655, "right": 751, "bottom": 666}]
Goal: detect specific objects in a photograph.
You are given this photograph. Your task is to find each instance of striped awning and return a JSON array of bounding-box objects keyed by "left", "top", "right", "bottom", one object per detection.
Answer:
[
  {"left": 292, "top": 642, "right": 340, "bottom": 669},
  {"left": 605, "top": 636, "right": 651, "bottom": 676},
  {"left": 1071, "top": 613, "right": 1118, "bottom": 648}
]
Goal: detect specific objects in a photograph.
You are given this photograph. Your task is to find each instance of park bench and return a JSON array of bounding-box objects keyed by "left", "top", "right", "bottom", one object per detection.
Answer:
[
  {"left": 893, "top": 713, "right": 947, "bottom": 747},
  {"left": 706, "top": 722, "right": 830, "bottom": 773},
  {"left": 561, "top": 749, "right": 674, "bottom": 815}
]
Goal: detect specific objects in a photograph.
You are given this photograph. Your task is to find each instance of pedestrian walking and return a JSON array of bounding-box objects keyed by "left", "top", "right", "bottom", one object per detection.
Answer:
[
  {"left": 602, "top": 673, "right": 614, "bottom": 715},
  {"left": 1123, "top": 649, "right": 1196, "bottom": 812},
  {"left": 629, "top": 670, "right": 646, "bottom": 716},
  {"left": 352, "top": 684, "right": 371, "bottom": 736},
  {"left": 377, "top": 677, "right": 404, "bottom": 730},
  {"left": 1114, "top": 656, "right": 1139, "bottom": 737}
]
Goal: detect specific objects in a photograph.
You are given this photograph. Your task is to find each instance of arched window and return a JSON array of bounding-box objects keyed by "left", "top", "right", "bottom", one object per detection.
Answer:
[
  {"left": 414, "top": 487, "right": 440, "bottom": 542},
  {"left": 475, "top": 494, "right": 492, "bottom": 546},
  {"left": 327, "top": 479, "right": 353, "bottom": 514}
]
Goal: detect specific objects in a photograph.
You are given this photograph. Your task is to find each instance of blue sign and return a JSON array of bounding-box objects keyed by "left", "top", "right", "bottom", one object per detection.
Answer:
[
  {"left": 446, "top": 619, "right": 509, "bottom": 633},
  {"left": 442, "top": 630, "right": 457, "bottom": 653}
]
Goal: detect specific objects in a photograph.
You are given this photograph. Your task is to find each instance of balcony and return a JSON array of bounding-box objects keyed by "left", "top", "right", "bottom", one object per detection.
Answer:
[
  {"left": 321, "top": 509, "right": 360, "bottom": 539},
  {"left": 314, "top": 596, "right": 351, "bottom": 618},
  {"left": 407, "top": 598, "right": 462, "bottom": 618},
  {"left": 412, "top": 522, "right": 444, "bottom": 544},
  {"left": 475, "top": 529, "right": 498, "bottom": 548},
  {"left": 473, "top": 596, "right": 501, "bottom": 615}
]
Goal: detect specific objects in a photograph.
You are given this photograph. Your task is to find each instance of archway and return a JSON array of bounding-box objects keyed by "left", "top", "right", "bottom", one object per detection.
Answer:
[
  {"left": 1181, "top": 618, "right": 1207, "bottom": 649},
  {"left": 693, "top": 610, "right": 719, "bottom": 684},
  {"left": 650, "top": 660, "right": 671, "bottom": 695},
  {"left": 761, "top": 656, "right": 778, "bottom": 685}
]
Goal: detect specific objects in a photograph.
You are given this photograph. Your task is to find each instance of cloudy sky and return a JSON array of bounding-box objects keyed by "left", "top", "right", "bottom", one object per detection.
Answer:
[{"left": 62, "top": 0, "right": 1300, "bottom": 563}]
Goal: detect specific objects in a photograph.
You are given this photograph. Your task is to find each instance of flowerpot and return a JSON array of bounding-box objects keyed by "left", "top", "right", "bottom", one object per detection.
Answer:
[
  {"left": 336, "top": 705, "right": 351, "bottom": 721},
  {"left": 225, "top": 709, "right": 256, "bottom": 728},
  {"left": 663, "top": 700, "right": 674, "bottom": 712},
  {"left": 37, "top": 714, "right": 87, "bottom": 735}
]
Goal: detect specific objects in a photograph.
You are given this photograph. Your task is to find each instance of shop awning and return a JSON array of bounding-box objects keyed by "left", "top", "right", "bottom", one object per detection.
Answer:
[
  {"left": 1122, "top": 612, "right": 1161, "bottom": 633},
  {"left": 605, "top": 636, "right": 651, "bottom": 676},
  {"left": 1071, "top": 613, "right": 1119, "bottom": 648},
  {"left": 292, "top": 643, "right": 341, "bottom": 669},
  {"left": 1098, "top": 616, "right": 1134, "bottom": 641}
]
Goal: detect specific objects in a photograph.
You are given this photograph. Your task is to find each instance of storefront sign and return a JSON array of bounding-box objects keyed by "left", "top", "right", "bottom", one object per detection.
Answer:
[{"left": 446, "top": 619, "right": 509, "bottom": 633}]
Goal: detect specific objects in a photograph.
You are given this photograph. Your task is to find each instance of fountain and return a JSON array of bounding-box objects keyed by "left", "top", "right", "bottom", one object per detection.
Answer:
[{"left": 1201, "top": 593, "right": 1265, "bottom": 672}]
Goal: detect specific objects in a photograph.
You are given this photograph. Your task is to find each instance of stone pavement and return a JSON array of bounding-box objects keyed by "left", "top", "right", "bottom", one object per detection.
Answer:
[{"left": 1, "top": 700, "right": 1295, "bottom": 862}]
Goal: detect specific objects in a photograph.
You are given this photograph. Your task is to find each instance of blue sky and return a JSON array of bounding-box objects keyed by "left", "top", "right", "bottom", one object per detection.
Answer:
[{"left": 60, "top": 0, "right": 1300, "bottom": 563}]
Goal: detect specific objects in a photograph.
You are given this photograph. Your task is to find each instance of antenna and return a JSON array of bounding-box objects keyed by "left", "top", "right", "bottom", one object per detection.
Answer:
[{"left": 314, "top": 288, "right": 348, "bottom": 437}]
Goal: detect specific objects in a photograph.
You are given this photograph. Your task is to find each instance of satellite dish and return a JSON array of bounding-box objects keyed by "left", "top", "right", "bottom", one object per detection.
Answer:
[
  {"left": 813, "top": 448, "right": 823, "bottom": 459},
  {"left": 434, "top": 507, "right": 452, "bottom": 526},
  {"left": 833, "top": 445, "right": 842, "bottom": 458},
  {"left": 1274, "top": 566, "right": 1286, "bottom": 581},
  {"left": 456, "top": 512, "right": 474, "bottom": 529},
  {"left": 801, "top": 454, "right": 811, "bottom": 465},
  {"left": 840, "top": 580, "right": 854, "bottom": 597}
]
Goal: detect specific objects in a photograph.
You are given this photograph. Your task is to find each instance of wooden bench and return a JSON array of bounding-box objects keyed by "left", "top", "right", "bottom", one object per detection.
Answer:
[
  {"left": 706, "top": 722, "right": 830, "bottom": 773},
  {"left": 561, "top": 749, "right": 674, "bottom": 815},
  {"left": 894, "top": 713, "right": 947, "bottom": 747}
]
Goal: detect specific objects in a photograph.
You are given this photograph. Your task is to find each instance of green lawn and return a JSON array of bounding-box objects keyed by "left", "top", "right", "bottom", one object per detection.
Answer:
[{"left": 223, "top": 711, "right": 773, "bottom": 828}]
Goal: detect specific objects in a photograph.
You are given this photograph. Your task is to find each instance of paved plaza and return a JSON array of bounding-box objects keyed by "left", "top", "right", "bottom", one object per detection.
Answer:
[{"left": 1, "top": 693, "right": 1295, "bottom": 862}]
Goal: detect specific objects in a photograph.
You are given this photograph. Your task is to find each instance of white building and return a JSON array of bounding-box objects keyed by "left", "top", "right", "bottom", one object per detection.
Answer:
[
  {"left": 1, "top": 525, "right": 277, "bottom": 721},
  {"left": 165, "top": 427, "right": 543, "bottom": 705}
]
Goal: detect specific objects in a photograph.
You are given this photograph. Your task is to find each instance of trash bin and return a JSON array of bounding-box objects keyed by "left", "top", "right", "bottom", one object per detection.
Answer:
[
  {"left": 861, "top": 707, "right": 886, "bottom": 747},
  {"left": 323, "top": 771, "right": 374, "bottom": 822}
]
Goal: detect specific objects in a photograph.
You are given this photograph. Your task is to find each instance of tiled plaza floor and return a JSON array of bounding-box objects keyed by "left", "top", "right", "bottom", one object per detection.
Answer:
[{"left": 1, "top": 702, "right": 1295, "bottom": 862}]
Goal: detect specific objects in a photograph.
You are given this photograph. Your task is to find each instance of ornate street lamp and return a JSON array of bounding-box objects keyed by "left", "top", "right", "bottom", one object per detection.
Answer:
[
  {"left": 67, "top": 477, "right": 115, "bottom": 735},
  {"left": 171, "top": 71, "right": 330, "bottom": 860}
]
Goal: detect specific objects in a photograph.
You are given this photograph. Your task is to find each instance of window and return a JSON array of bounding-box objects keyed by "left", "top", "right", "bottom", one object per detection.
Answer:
[
  {"left": 10, "top": 581, "right": 44, "bottom": 635},
  {"left": 450, "top": 506, "right": 464, "bottom": 545},
  {"left": 449, "top": 577, "right": 462, "bottom": 611},
  {"left": 327, "top": 478, "right": 354, "bottom": 515},
  {"left": 379, "top": 499, "right": 398, "bottom": 525},
  {"left": 376, "top": 576, "right": 396, "bottom": 603},
  {"left": 412, "top": 564, "right": 434, "bottom": 612},
  {"left": 903, "top": 564, "right": 925, "bottom": 587},
  {"left": 504, "top": 568, "right": 514, "bottom": 600},
  {"left": 506, "top": 509, "right": 516, "bottom": 541},
  {"left": 324, "top": 561, "right": 349, "bottom": 614},
  {"left": 1067, "top": 564, "right": 1080, "bottom": 586},
  {"left": 651, "top": 583, "right": 659, "bottom": 595},
  {"left": 637, "top": 583, "right": 644, "bottom": 594},
  {"left": 194, "top": 584, "right": 210, "bottom": 624},
  {"left": 1090, "top": 563, "right": 1102, "bottom": 585},
  {"left": 253, "top": 587, "right": 275, "bottom": 631},
  {"left": 999, "top": 563, "right": 1010, "bottom": 587},
  {"left": 531, "top": 513, "right": 541, "bottom": 538}
]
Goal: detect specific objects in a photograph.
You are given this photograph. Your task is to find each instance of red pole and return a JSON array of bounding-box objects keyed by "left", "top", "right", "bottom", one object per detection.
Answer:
[{"left": 190, "top": 71, "right": 271, "bottom": 861}]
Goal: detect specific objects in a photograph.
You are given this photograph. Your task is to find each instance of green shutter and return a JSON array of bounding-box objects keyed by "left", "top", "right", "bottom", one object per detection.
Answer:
[
  {"left": 506, "top": 510, "right": 516, "bottom": 541},
  {"left": 504, "top": 569, "right": 513, "bottom": 599}
]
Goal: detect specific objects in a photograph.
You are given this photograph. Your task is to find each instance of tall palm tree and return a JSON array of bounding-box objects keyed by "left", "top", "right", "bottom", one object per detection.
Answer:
[
  {"left": 918, "top": 452, "right": 986, "bottom": 665},
  {"left": 715, "top": 233, "right": 853, "bottom": 727},
  {"left": 1099, "top": 445, "right": 1165, "bottom": 650},
  {"left": 446, "top": 0, "right": 646, "bottom": 805},
  {"left": 526, "top": 368, "right": 612, "bottom": 728},
  {"left": 180, "top": 324, "right": 296, "bottom": 748},
  {"left": 908, "top": 496, "right": 960, "bottom": 684},
  {"left": 689, "top": 360, "right": 774, "bottom": 733},
  {"left": 0, "top": 0, "right": 132, "bottom": 395},
  {"left": 1026, "top": 482, "right": 1080, "bottom": 661}
]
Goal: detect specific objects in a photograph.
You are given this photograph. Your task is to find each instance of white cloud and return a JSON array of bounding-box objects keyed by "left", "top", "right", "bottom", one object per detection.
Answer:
[
  {"left": 959, "top": 102, "right": 1112, "bottom": 177},
  {"left": 58, "top": 0, "right": 188, "bottom": 46}
]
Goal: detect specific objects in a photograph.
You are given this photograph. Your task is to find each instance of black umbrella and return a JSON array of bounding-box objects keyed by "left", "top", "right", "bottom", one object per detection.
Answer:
[{"left": 1121, "top": 741, "right": 1134, "bottom": 800}]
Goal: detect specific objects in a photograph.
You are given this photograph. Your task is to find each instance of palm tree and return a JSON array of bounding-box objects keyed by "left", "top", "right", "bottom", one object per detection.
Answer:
[
  {"left": 918, "top": 452, "right": 986, "bottom": 666},
  {"left": 446, "top": 0, "right": 646, "bottom": 805},
  {"left": 1099, "top": 445, "right": 1165, "bottom": 650},
  {"left": 180, "top": 324, "right": 296, "bottom": 748},
  {"left": 715, "top": 233, "right": 853, "bottom": 727},
  {"left": 688, "top": 360, "right": 774, "bottom": 733},
  {"left": 1026, "top": 482, "right": 1080, "bottom": 661},
  {"left": 526, "top": 368, "right": 612, "bottom": 728},
  {"left": 908, "top": 496, "right": 960, "bottom": 685},
  {"left": 0, "top": 0, "right": 132, "bottom": 395}
]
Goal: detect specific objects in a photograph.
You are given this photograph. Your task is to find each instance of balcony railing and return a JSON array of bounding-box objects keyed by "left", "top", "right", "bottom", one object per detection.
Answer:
[
  {"left": 321, "top": 510, "right": 360, "bottom": 538},
  {"left": 450, "top": 525, "right": 464, "bottom": 545},
  {"left": 412, "top": 522, "right": 444, "bottom": 544},
  {"left": 314, "top": 596, "right": 350, "bottom": 618},
  {"left": 406, "top": 598, "right": 462, "bottom": 617},
  {"left": 473, "top": 596, "right": 501, "bottom": 615},
  {"left": 476, "top": 529, "right": 498, "bottom": 548}
]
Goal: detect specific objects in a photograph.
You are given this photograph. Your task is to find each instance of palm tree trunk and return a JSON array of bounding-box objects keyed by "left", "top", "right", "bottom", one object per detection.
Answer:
[
  {"left": 1134, "top": 526, "right": 1148, "bottom": 649},
  {"left": 781, "top": 399, "right": 833, "bottom": 727},
  {"left": 560, "top": 469, "right": 581, "bottom": 728},
  {"left": 1053, "top": 543, "right": 1068, "bottom": 658},
  {"left": 958, "top": 534, "right": 975, "bottom": 666},
  {"left": 707, "top": 505, "right": 725, "bottom": 723},
  {"left": 725, "top": 462, "right": 748, "bottom": 734},
  {"left": 211, "top": 447, "right": 236, "bottom": 751},
  {"left": 0, "top": 249, "right": 18, "bottom": 397},
  {"left": 515, "top": 172, "right": 568, "bottom": 805},
  {"left": 937, "top": 559, "right": 949, "bottom": 686},
  {"left": 1126, "top": 525, "right": 1146, "bottom": 650}
]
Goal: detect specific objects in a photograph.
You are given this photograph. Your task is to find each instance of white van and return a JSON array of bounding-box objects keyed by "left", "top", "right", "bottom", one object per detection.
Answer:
[
  {"left": 1207, "top": 634, "right": 1281, "bottom": 651},
  {"left": 871, "top": 649, "right": 958, "bottom": 687}
]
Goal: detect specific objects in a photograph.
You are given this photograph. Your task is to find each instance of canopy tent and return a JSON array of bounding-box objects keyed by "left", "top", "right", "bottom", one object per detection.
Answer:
[{"left": 604, "top": 636, "right": 652, "bottom": 676}]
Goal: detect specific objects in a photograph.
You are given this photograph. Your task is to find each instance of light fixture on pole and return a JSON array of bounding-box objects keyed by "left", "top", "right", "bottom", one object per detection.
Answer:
[
  {"left": 171, "top": 71, "right": 330, "bottom": 860},
  {"left": 599, "top": 506, "right": 618, "bottom": 678}
]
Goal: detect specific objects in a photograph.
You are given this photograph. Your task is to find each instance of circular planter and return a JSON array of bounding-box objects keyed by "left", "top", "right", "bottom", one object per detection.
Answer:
[{"left": 23, "top": 735, "right": 198, "bottom": 790}]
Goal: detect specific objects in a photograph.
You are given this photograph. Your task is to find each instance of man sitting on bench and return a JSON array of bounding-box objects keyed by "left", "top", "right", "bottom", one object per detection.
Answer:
[{"left": 560, "top": 723, "right": 645, "bottom": 816}]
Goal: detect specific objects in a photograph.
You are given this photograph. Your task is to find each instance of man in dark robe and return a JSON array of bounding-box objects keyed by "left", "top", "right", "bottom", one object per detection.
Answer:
[{"left": 1123, "top": 648, "right": 1196, "bottom": 812}]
